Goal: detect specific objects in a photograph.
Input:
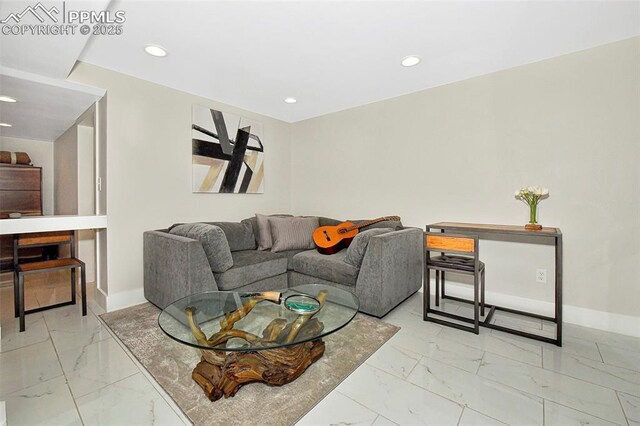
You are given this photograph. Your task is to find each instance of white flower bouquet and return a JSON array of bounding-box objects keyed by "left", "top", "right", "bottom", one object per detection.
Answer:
[{"left": 514, "top": 186, "right": 549, "bottom": 229}]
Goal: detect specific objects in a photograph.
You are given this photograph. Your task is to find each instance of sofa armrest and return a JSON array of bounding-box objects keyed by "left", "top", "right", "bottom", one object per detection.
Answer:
[
  {"left": 143, "top": 230, "right": 217, "bottom": 309},
  {"left": 355, "top": 228, "right": 423, "bottom": 317}
]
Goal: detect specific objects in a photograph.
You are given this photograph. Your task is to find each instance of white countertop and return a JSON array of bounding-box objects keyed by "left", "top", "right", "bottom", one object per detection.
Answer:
[{"left": 0, "top": 215, "right": 108, "bottom": 235}]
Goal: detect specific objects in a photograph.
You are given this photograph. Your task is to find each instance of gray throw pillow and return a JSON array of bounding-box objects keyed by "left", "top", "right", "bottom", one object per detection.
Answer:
[
  {"left": 255, "top": 213, "right": 293, "bottom": 250},
  {"left": 269, "top": 216, "right": 319, "bottom": 253},
  {"left": 345, "top": 228, "right": 394, "bottom": 267},
  {"left": 204, "top": 221, "right": 256, "bottom": 251},
  {"left": 169, "top": 223, "right": 233, "bottom": 273}
]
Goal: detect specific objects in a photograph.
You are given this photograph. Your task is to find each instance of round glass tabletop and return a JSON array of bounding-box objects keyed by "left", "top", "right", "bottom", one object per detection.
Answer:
[{"left": 158, "top": 284, "right": 359, "bottom": 351}]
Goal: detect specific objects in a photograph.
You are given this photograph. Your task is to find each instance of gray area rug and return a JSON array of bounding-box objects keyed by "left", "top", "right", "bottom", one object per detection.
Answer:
[{"left": 101, "top": 303, "right": 399, "bottom": 426}]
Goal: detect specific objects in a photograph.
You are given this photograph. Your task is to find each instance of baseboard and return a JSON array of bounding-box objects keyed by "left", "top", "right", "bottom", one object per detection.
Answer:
[
  {"left": 422, "top": 282, "right": 640, "bottom": 338},
  {"left": 94, "top": 287, "right": 108, "bottom": 312},
  {"left": 105, "top": 287, "right": 146, "bottom": 312}
]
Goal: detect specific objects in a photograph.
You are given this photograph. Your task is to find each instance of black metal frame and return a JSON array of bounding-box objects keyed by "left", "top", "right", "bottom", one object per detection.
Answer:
[
  {"left": 423, "top": 232, "right": 484, "bottom": 334},
  {"left": 427, "top": 223, "right": 563, "bottom": 346},
  {"left": 13, "top": 231, "right": 87, "bottom": 332}
]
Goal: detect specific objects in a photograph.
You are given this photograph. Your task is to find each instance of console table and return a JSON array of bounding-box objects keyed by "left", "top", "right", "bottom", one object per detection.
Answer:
[{"left": 427, "top": 222, "right": 563, "bottom": 346}]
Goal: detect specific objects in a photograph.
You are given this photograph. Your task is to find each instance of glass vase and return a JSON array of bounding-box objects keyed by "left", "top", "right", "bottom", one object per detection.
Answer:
[
  {"left": 529, "top": 203, "right": 538, "bottom": 225},
  {"left": 525, "top": 203, "right": 542, "bottom": 230}
]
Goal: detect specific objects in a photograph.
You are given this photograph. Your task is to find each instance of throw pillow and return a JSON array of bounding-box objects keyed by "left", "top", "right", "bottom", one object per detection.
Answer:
[
  {"left": 345, "top": 228, "right": 394, "bottom": 267},
  {"left": 169, "top": 223, "right": 233, "bottom": 272},
  {"left": 204, "top": 221, "right": 256, "bottom": 251},
  {"left": 269, "top": 216, "right": 319, "bottom": 253},
  {"left": 255, "top": 213, "right": 293, "bottom": 250}
]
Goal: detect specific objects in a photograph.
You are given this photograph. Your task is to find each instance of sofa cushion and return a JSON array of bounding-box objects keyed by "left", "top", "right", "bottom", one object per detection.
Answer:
[
  {"left": 169, "top": 223, "right": 233, "bottom": 273},
  {"left": 345, "top": 228, "right": 394, "bottom": 267},
  {"left": 255, "top": 213, "right": 293, "bottom": 250},
  {"left": 242, "top": 217, "right": 259, "bottom": 245},
  {"left": 279, "top": 249, "right": 311, "bottom": 270},
  {"left": 349, "top": 219, "right": 403, "bottom": 231},
  {"left": 291, "top": 249, "right": 359, "bottom": 286},
  {"left": 204, "top": 221, "right": 256, "bottom": 251},
  {"left": 269, "top": 216, "right": 319, "bottom": 253},
  {"left": 213, "top": 250, "right": 287, "bottom": 290}
]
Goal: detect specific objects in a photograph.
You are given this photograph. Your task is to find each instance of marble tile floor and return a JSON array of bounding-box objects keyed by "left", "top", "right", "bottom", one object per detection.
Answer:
[{"left": 1, "top": 277, "right": 639, "bottom": 426}]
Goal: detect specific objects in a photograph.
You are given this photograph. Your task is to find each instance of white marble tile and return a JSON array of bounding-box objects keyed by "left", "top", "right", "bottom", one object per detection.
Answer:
[
  {"left": 391, "top": 330, "right": 485, "bottom": 374},
  {"left": 618, "top": 392, "right": 640, "bottom": 426},
  {"left": 477, "top": 352, "right": 627, "bottom": 424},
  {"left": 598, "top": 343, "right": 640, "bottom": 372},
  {"left": 439, "top": 326, "right": 542, "bottom": 367},
  {"left": 543, "top": 348, "right": 640, "bottom": 397},
  {"left": 75, "top": 373, "right": 185, "bottom": 426},
  {"left": 545, "top": 335, "right": 603, "bottom": 362},
  {"left": 337, "top": 364, "right": 463, "bottom": 425},
  {"left": 0, "top": 287, "right": 40, "bottom": 323},
  {"left": 0, "top": 339, "right": 63, "bottom": 398},
  {"left": 563, "top": 324, "right": 640, "bottom": 352},
  {"left": 43, "top": 302, "right": 111, "bottom": 353},
  {"left": 365, "top": 335, "right": 422, "bottom": 379},
  {"left": 544, "top": 400, "right": 618, "bottom": 426},
  {"left": 0, "top": 314, "right": 50, "bottom": 353},
  {"left": 407, "top": 357, "right": 542, "bottom": 425},
  {"left": 34, "top": 283, "right": 74, "bottom": 308},
  {"left": 57, "top": 337, "right": 140, "bottom": 398},
  {"left": 4, "top": 376, "right": 82, "bottom": 426},
  {"left": 489, "top": 309, "right": 543, "bottom": 330},
  {"left": 43, "top": 304, "right": 98, "bottom": 333},
  {"left": 490, "top": 319, "right": 557, "bottom": 339},
  {"left": 383, "top": 307, "right": 444, "bottom": 339},
  {"left": 458, "top": 408, "right": 506, "bottom": 426},
  {"left": 371, "top": 415, "right": 398, "bottom": 425},
  {"left": 397, "top": 292, "right": 425, "bottom": 315},
  {"left": 297, "top": 391, "right": 379, "bottom": 425},
  {"left": 47, "top": 310, "right": 111, "bottom": 353}
]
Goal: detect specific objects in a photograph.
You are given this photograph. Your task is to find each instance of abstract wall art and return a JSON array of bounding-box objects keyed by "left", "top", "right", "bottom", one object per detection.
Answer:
[{"left": 192, "top": 105, "right": 264, "bottom": 193}]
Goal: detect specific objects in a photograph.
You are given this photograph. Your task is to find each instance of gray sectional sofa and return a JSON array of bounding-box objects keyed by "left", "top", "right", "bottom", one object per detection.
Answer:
[{"left": 143, "top": 216, "right": 422, "bottom": 318}]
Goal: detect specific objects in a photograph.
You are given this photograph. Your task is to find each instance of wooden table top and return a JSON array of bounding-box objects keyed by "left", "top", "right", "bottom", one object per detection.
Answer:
[{"left": 428, "top": 222, "right": 561, "bottom": 237}]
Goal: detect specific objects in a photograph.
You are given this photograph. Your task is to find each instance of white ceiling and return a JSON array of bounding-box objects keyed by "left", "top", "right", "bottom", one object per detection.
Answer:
[
  {"left": 0, "top": 1, "right": 639, "bottom": 126},
  {"left": 78, "top": 1, "right": 640, "bottom": 122},
  {"left": 0, "top": 0, "right": 110, "bottom": 79},
  {"left": 0, "top": 70, "right": 104, "bottom": 141},
  {"left": 0, "top": 0, "right": 109, "bottom": 141}
]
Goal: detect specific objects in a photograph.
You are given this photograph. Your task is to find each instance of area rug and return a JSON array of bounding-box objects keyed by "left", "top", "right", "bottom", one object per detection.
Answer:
[{"left": 101, "top": 303, "right": 399, "bottom": 426}]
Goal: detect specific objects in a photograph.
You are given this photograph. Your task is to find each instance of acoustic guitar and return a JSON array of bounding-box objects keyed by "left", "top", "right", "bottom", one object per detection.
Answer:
[{"left": 313, "top": 216, "right": 401, "bottom": 255}]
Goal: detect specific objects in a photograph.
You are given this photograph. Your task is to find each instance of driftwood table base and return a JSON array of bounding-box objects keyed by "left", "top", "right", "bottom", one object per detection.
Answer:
[{"left": 192, "top": 339, "right": 326, "bottom": 401}]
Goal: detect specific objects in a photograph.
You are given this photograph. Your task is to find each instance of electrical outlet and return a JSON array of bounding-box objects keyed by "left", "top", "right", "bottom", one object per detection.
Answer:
[{"left": 536, "top": 269, "right": 547, "bottom": 283}]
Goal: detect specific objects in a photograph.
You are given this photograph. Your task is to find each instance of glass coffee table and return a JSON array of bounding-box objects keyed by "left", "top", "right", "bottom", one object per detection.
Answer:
[{"left": 158, "top": 284, "right": 359, "bottom": 401}]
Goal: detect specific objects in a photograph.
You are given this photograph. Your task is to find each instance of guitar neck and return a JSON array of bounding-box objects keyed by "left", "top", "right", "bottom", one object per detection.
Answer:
[{"left": 347, "top": 216, "right": 400, "bottom": 231}]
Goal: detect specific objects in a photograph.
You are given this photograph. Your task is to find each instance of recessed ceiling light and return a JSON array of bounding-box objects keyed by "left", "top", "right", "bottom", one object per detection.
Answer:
[
  {"left": 284, "top": 97, "right": 297, "bottom": 104},
  {"left": 0, "top": 96, "right": 17, "bottom": 103},
  {"left": 0, "top": 123, "right": 13, "bottom": 127},
  {"left": 401, "top": 55, "right": 421, "bottom": 67},
  {"left": 144, "top": 45, "right": 168, "bottom": 57}
]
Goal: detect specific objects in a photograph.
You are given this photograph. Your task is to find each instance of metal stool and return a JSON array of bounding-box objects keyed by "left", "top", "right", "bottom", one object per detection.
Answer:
[
  {"left": 14, "top": 231, "right": 87, "bottom": 332},
  {"left": 423, "top": 232, "right": 485, "bottom": 334}
]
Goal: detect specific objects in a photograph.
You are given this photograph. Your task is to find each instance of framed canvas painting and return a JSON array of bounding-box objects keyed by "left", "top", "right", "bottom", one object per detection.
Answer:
[{"left": 192, "top": 105, "right": 264, "bottom": 193}]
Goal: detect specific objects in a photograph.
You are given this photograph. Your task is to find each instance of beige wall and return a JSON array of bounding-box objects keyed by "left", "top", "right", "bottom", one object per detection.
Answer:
[
  {"left": 68, "top": 63, "right": 293, "bottom": 308},
  {"left": 0, "top": 136, "right": 54, "bottom": 215},
  {"left": 53, "top": 126, "right": 79, "bottom": 215},
  {"left": 291, "top": 37, "right": 640, "bottom": 318}
]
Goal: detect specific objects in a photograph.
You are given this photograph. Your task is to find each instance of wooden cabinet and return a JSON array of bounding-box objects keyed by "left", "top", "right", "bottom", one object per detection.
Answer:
[
  {"left": 0, "top": 164, "right": 44, "bottom": 270},
  {"left": 0, "top": 165, "right": 43, "bottom": 215}
]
